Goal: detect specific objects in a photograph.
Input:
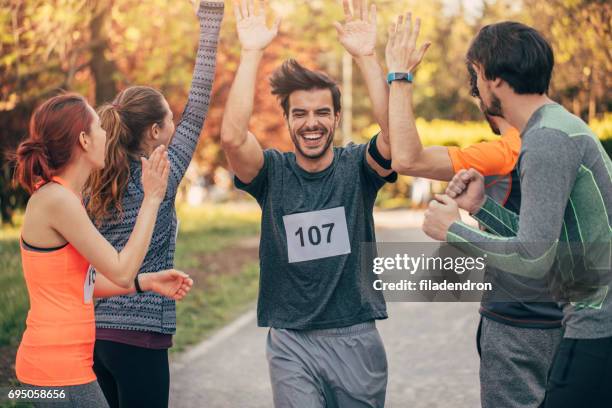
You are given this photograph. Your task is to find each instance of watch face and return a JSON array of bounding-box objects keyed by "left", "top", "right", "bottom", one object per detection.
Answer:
[{"left": 387, "top": 72, "right": 413, "bottom": 83}]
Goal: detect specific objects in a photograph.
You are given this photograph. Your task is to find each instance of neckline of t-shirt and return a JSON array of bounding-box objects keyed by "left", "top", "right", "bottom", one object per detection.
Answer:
[
  {"left": 288, "top": 149, "right": 339, "bottom": 180},
  {"left": 523, "top": 102, "right": 561, "bottom": 135}
]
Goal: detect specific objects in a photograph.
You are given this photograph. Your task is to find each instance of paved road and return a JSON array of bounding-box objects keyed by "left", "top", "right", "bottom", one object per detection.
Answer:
[{"left": 170, "top": 213, "right": 481, "bottom": 407}]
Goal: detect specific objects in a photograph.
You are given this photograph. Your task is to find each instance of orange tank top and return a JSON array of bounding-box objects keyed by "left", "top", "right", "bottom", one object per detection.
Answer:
[{"left": 16, "top": 176, "right": 96, "bottom": 386}]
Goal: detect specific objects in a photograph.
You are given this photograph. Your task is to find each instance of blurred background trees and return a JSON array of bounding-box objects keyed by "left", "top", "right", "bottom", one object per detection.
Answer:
[{"left": 1, "top": 0, "right": 611, "bottom": 223}]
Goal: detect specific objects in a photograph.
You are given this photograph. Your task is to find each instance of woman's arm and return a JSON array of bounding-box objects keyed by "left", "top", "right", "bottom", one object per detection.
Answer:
[
  {"left": 94, "top": 269, "right": 193, "bottom": 300},
  {"left": 166, "top": 1, "right": 225, "bottom": 197},
  {"left": 50, "top": 147, "right": 169, "bottom": 288}
]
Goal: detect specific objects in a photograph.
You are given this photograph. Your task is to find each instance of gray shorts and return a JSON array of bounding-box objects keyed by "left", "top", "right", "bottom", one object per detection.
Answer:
[
  {"left": 22, "top": 381, "right": 109, "bottom": 408},
  {"left": 266, "top": 321, "right": 388, "bottom": 408},
  {"left": 478, "top": 317, "right": 562, "bottom": 408}
]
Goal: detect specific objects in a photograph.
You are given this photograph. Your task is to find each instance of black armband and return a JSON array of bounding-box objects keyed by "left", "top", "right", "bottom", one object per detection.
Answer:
[
  {"left": 368, "top": 134, "right": 393, "bottom": 170},
  {"left": 135, "top": 275, "right": 144, "bottom": 294},
  {"left": 383, "top": 171, "right": 398, "bottom": 183}
]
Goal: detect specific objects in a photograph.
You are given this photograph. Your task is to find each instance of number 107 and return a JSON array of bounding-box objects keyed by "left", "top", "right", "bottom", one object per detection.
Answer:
[{"left": 295, "top": 223, "right": 334, "bottom": 247}]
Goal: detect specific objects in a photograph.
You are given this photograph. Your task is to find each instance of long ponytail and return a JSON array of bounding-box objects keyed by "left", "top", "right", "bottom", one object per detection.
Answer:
[{"left": 86, "top": 86, "right": 167, "bottom": 224}]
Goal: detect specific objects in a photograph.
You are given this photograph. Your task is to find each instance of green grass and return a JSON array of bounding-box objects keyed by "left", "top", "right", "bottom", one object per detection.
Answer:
[
  {"left": 174, "top": 204, "right": 260, "bottom": 268},
  {"left": 0, "top": 203, "right": 261, "bottom": 391},
  {"left": 173, "top": 262, "right": 260, "bottom": 352}
]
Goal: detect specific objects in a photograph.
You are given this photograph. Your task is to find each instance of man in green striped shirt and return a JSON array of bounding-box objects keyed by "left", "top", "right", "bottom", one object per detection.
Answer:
[{"left": 423, "top": 22, "right": 612, "bottom": 407}]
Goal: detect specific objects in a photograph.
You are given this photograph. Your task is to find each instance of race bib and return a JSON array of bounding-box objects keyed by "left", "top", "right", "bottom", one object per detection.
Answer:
[
  {"left": 84, "top": 265, "right": 96, "bottom": 304},
  {"left": 283, "top": 206, "right": 351, "bottom": 263}
]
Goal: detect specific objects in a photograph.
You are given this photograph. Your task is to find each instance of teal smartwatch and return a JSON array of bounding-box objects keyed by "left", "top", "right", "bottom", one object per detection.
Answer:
[{"left": 387, "top": 72, "right": 413, "bottom": 84}]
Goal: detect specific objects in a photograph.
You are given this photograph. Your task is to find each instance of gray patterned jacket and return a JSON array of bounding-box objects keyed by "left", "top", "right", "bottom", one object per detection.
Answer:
[{"left": 94, "top": 2, "right": 224, "bottom": 334}]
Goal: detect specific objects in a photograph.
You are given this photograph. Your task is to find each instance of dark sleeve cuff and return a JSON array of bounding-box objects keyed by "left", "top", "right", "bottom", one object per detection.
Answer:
[{"left": 201, "top": 1, "right": 225, "bottom": 10}]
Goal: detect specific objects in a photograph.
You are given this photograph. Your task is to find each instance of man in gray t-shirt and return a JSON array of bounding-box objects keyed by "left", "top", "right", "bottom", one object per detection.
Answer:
[
  {"left": 235, "top": 144, "right": 389, "bottom": 329},
  {"left": 219, "top": 1, "right": 410, "bottom": 406}
]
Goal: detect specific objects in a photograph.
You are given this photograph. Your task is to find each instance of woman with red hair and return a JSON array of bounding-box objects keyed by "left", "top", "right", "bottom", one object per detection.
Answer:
[{"left": 13, "top": 93, "right": 193, "bottom": 407}]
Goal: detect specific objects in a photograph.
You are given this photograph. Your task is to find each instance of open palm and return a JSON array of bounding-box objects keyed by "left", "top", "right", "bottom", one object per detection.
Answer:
[
  {"left": 335, "top": 0, "right": 377, "bottom": 57},
  {"left": 234, "top": 0, "right": 280, "bottom": 51},
  {"left": 385, "top": 12, "right": 430, "bottom": 73},
  {"left": 149, "top": 269, "right": 193, "bottom": 300}
]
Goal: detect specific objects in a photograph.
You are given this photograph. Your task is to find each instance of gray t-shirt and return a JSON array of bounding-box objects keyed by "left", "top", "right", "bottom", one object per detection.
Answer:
[{"left": 235, "top": 143, "right": 389, "bottom": 330}]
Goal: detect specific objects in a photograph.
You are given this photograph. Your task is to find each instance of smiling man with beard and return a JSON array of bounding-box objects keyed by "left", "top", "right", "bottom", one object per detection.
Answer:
[{"left": 220, "top": 1, "right": 396, "bottom": 407}]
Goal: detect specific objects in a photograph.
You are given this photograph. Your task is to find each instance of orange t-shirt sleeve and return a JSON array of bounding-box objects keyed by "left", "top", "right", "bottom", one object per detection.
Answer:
[{"left": 447, "top": 127, "right": 521, "bottom": 175}]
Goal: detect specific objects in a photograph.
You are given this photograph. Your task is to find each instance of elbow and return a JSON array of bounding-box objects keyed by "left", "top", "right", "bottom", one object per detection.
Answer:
[
  {"left": 391, "top": 157, "right": 418, "bottom": 175},
  {"left": 109, "top": 274, "right": 133, "bottom": 290},
  {"left": 391, "top": 160, "right": 408, "bottom": 174},
  {"left": 220, "top": 127, "right": 244, "bottom": 152},
  {"left": 220, "top": 137, "right": 240, "bottom": 152}
]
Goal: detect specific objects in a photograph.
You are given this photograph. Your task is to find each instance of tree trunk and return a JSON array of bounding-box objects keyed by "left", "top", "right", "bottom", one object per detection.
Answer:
[
  {"left": 588, "top": 66, "right": 597, "bottom": 123},
  {"left": 89, "top": 3, "right": 118, "bottom": 105},
  {"left": 342, "top": 51, "right": 353, "bottom": 145}
]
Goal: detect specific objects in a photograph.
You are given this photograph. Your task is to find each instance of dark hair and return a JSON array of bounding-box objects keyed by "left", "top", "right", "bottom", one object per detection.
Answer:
[
  {"left": 270, "top": 59, "right": 341, "bottom": 117},
  {"left": 466, "top": 21, "right": 554, "bottom": 95},
  {"left": 14, "top": 93, "right": 94, "bottom": 194},
  {"left": 86, "top": 86, "right": 167, "bottom": 222}
]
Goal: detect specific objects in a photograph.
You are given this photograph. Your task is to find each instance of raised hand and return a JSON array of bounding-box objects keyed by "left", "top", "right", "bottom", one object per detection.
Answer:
[
  {"left": 233, "top": 0, "right": 280, "bottom": 51},
  {"left": 333, "top": 0, "right": 377, "bottom": 57},
  {"left": 141, "top": 145, "right": 170, "bottom": 204},
  {"left": 446, "top": 168, "right": 486, "bottom": 214},
  {"left": 140, "top": 269, "right": 194, "bottom": 301},
  {"left": 385, "top": 12, "right": 431, "bottom": 73}
]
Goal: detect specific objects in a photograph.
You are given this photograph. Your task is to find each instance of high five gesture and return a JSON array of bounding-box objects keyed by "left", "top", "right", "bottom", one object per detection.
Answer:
[
  {"left": 233, "top": 0, "right": 280, "bottom": 51},
  {"left": 385, "top": 12, "right": 430, "bottom": 73},
  {"left": 334, "top": 0, "right": 378, "bottom": 57}
]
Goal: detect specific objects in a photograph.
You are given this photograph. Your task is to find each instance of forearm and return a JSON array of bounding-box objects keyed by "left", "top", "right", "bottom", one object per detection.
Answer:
[
  {"left": 166, "top": 2, "right": 224, "bottom": 195},
  {"left": 388, "top": 83, "right": 454, "bottom": 179},
  {"left": 106, "top": 199, "right": 160, "bottom": 287},
  {"left": 356, "top": 55, "right": 389, "bottom": 149},
  {"left": 446, "top": 221, "right": 557, "bottom": 279},
  {"left": 221, "top": 50, "right": 262, "bottom": 149},
  {"left": 180, "top": 1, "right": 224, "bottom": 128},
  {"left": 94, "top": 271, "right": 159, "bottom": 298},
  {"left": 388, "top": 82, "right": 425, "bottom": 172},
  {"left": 472, "top": 196, "right": 519, "bottom": 236},
  {"left": 94, "top": 272, "right": 136, "bottom": 298}
]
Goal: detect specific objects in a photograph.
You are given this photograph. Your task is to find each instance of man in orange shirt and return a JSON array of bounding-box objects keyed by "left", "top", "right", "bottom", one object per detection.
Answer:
[{"left": 383, "top": 14, "right": 563, "bottom": 407}]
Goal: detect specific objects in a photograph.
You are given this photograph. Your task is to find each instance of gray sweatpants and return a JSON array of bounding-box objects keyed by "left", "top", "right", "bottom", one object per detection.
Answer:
[
  {"left": 266, "top": 321, "right": 388, "bottom": 408},
  {"left": 478, "top": 317, "right": 562, "bottom": 408},
  {"left": 22, "top": 381, "right": 109, "bottom": 408}
]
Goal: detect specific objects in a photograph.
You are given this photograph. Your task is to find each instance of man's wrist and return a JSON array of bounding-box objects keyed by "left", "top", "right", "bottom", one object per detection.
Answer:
[
  {"left": 469, "top": 196, "right": 487, "bottom": 215},
  {"left": 389, "top": 80, "right": 413, "bottom": 89},
  {"left": 240, "top": 49, "right": 264, "bottom": 62},
  {"left": 355, "top": 53, "right": 377, "bottom": 63}
]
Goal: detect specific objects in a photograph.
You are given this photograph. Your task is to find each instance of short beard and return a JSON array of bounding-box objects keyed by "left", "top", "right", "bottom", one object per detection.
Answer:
[
  {"left": 479, "top": 100, "right": 501, "bottom": 135},
  {"left": 484, "top": 91, "right": 503, "bottom": 118},
  {"left": 290, "top": 124, "right": 336, "bottom": 160}
]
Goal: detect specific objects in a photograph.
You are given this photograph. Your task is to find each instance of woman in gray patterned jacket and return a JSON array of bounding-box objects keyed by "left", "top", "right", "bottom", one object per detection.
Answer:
[{"left": 84, "top": 1, "right": 224, "bottom": 407}]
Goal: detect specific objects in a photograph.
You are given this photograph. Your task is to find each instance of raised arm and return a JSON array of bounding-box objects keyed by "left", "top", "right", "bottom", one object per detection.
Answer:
[
  {"left": 166, "top": 0, "right": 224, "bottom": 196},
  {"left": 334, "top": 0, "right": 393, "bottom": 178},
  {"left": 51, "top": 147, "right": 169, "bottom": 288},
  {"left": 386, "top": 14, "right": 469, "bottom": 180},
  {"left": 220, "top": 0, "right": 279, "bottom": 183}
]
